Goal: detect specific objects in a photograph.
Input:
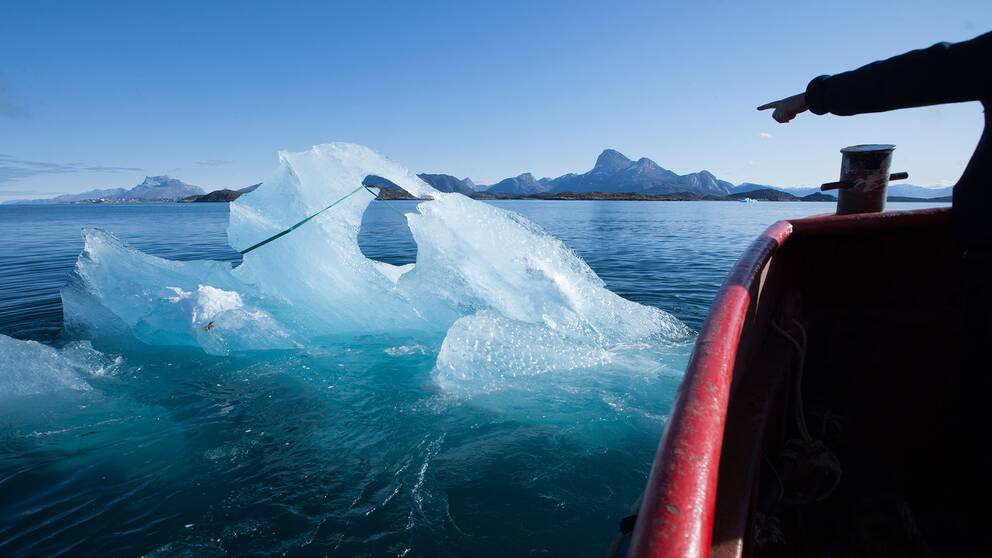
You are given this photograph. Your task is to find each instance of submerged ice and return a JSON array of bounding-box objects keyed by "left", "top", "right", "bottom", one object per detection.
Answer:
[
  {"left": 61, "top": 143, "right": 691, "bottom": 384},
  {"left": 0, "top": 334, "right": 113, "bottom": 397}
]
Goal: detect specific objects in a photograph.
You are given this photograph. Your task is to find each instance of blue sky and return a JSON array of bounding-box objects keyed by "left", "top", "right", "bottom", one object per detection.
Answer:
[{"left": 1, "top": 0, "right": 989, "bottom": 200}]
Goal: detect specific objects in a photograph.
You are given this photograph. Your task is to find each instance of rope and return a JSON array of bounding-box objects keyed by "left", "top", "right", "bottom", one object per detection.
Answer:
[
  {"left": 361, "top": 185, "right": 419, "bottom": 221},
  {"left": 771, "top": 319, "right": 812, "bottom": 442},
  {"left": 239, "top": 184, "right": 370, "bottom": 255},
  {"left": 238, "top": 184, "right": 420, "bottom": 256},
  {"left": 771, "top": 319, "right": 843, "bottom": 503}
]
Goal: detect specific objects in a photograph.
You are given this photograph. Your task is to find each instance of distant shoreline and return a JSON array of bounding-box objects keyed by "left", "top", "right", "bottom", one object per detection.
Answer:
[
  {"left": 3, "top": 192, "right": 952, "bottom": 206},
  {"left": 3, "top": 186, "right": 952, "bottom": 206},
  {"left": 4, "top": 147, "right": 954, "bottom": 206},
  {"left": 372, "top": 190, "right": 951, "bottom": 204}
]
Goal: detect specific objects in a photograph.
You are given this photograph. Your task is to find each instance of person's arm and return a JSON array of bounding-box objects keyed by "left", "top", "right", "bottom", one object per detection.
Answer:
[{"left": 759, "top": 31, "right": 992, "bottom": 121}]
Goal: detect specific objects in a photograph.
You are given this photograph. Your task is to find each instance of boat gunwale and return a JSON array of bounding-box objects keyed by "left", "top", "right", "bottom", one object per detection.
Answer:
[{"left": 627, "top": 206, "right": 951, "bottom": 558}]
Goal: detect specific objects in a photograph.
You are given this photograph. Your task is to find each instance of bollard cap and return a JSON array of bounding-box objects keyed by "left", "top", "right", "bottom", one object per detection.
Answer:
[{"left": 841, "top": 144, "right": 895, "bottom": 154}]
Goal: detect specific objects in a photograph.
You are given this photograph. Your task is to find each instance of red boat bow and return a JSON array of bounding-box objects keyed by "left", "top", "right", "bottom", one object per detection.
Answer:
[{"left": 628, "top": 207, "right": 951, "bottom": 558}]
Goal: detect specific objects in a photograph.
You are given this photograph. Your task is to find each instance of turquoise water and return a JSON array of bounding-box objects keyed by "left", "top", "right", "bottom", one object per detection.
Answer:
[{"left": 0, "top": 201, "right": 945, "bottom": 556}]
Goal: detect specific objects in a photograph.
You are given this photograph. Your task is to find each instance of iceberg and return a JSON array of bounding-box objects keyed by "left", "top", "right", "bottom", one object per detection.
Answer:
[{"left": 61, "top": 143, "right": 691, "bottom": 382}]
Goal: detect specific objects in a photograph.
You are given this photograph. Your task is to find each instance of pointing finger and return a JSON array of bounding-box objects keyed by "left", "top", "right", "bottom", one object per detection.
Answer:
[{"left": 756, "top": 101, "right": 778, "bottom": 111}]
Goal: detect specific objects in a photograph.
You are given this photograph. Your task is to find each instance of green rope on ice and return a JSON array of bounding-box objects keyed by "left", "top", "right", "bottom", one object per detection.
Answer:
[
  {"left": 239, "top": 183, "right": 417, "bottom": 256},
  {"left": 361, "top": 185, "right": 418, "bottom": 220},
  {"left": 239, "top": 184, "right": 370, "bottom": 255}
]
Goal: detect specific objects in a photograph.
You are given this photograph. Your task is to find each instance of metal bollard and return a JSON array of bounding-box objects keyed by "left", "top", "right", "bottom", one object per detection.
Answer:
[{"left": 820, "top": 144, "right": 908, "bottom": 215}]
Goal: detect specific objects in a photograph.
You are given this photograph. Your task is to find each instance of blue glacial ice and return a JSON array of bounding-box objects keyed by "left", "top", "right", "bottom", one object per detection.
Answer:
[
  {"left": 0, "top": 334, "right": 114, "bottom": 397},
  {"left": 61, "top": 143, "right": 692, "bottom": 387}
]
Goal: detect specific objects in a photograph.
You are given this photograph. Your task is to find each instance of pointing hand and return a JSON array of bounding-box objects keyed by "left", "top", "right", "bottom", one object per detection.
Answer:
[{"left": 757, "top": 93, "right": 808, "bottom": 123}]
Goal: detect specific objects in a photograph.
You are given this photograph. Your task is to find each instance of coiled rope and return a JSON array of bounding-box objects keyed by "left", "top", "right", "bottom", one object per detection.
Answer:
[
  {"left": 771, "top": 320, "right": 812, "bottom": 442},
  {"left": 771, "top": 319, "right": 843, "bottom": 503}
]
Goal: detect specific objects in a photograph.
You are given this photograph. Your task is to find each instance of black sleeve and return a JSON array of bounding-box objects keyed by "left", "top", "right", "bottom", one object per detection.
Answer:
[{"left": 805, "top": 31, "right": 992, "bottom": 116}]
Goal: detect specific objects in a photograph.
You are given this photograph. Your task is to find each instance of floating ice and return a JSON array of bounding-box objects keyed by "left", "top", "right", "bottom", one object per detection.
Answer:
[
  {"left": 0, "top": 334, "right": 111, "bottom": 397},
  {"left": 63, "top": 229, "right": 298, "bottom": 354},
  {"left": 61, "top": 143, "right": 691, "bottom": 382}
]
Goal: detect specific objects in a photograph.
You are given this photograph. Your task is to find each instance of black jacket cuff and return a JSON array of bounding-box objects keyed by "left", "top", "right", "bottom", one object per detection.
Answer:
[{"left": 805, "top": 74, "right": 831, "bottom": 115}]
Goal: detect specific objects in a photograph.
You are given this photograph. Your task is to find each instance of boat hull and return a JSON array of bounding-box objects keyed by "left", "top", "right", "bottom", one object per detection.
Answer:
[{"left": 627, "top": 207, "right": 980, "bottom": 557}]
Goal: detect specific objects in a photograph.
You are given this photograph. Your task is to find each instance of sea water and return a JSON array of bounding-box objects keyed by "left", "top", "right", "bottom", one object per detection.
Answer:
[{"left": 0, "top": 184, "right": 946, "bottom": 556}]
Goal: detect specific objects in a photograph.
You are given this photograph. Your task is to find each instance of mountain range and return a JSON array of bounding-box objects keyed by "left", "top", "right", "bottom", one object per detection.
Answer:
[
  {"left": 404, "top": 149, "right": 949, "bottom": 199},
  {"left": 538, "top": 149, "right": 735, "bottom": 196},
  {"left": 7, "top": 176, "right": 205, "bottom": 204},
  {"left": 4, "top": 149, "right": 953, "bottom": 204}
]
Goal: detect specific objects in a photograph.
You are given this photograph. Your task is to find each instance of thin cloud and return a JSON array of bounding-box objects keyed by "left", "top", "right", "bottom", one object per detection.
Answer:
[
  {"left": 0, "top": 188, "right": 45, "bottom": 195},
  {"left": 758, "top": 132, "right": 772, "bottom": 139},
  {"left": 0, "top": 154, "right": 142, "bottom": 185},
  {"left": 194, "top": 159, "right": 234, "bottom": 167},
  {"left": 0, "top": 83, "right": 28, "bottom": 118}
]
